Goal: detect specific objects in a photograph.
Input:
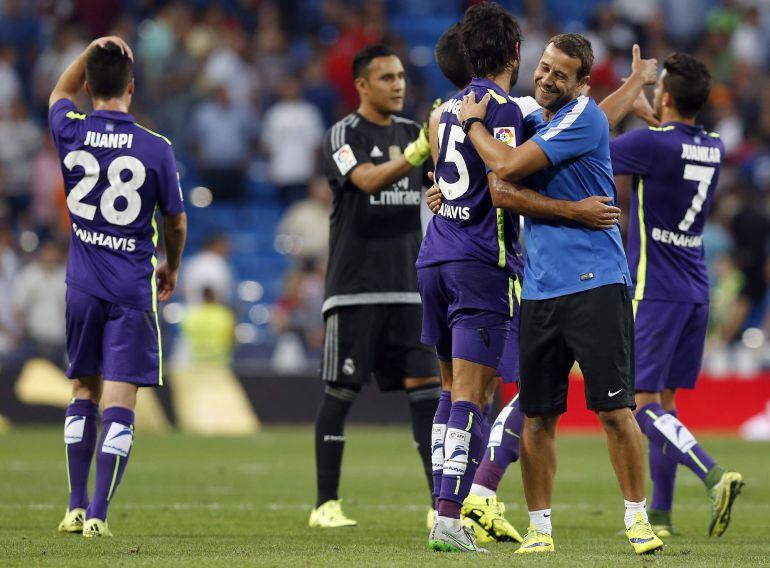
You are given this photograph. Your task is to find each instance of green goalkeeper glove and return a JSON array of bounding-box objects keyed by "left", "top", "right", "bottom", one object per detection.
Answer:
[{"left": 404, "top": 98, "right": 443, "bottom": 167}]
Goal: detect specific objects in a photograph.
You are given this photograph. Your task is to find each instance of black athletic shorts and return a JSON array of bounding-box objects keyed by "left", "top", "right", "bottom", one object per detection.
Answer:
[
  {"left": 320, "top": 304, "right": 438, "bottom": 391},
  {"left": 519, "top": 284, "right": 636, "bottom": 416}
]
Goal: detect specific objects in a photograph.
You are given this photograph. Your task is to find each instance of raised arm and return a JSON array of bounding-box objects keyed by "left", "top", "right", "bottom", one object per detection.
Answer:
[
  {"left": 49, "top": 36, "right": 133, "bottom": 107},
  {"left": 598, "top": 44, "right": 658, "bottom": 130}
]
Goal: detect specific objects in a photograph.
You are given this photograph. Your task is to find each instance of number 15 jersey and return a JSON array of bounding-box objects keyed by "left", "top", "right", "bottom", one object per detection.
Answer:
[
  {"left": 49, "top": 99, "right": 185, "bottom": 312},
  {"left": 416, "top": 77, "right": 525, "bottom": 277},
  {"left": 611, "top": 122, "right": 724, "bottom": 303}
]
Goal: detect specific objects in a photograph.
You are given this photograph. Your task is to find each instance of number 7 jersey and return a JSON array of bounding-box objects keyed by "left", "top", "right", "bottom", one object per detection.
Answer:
[
  {"left": 416, "top": 77, "right": 525, "bottom": 276},
  {"left": 49, "top": 99, "right": 184, "bottom": 312},
  {"left": 610, "top": 122, "right": 724, "bottom": 303}
]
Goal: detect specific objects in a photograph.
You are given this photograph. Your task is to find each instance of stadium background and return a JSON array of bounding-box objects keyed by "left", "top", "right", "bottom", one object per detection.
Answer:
[{"left": 0, "top": 0, "right": 769, "bottom": 435}]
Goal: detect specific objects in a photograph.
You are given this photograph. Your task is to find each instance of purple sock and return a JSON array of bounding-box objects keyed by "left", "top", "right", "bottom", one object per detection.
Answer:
[
  {"left": 481, "top": 403, "right": 493, "bottom": 447},
  {"left": 64, "top": 399, "right": 99, "bottom": 510},
  {"left": 437, "top": 401, "right": 484, "bottom": 519},
  {"left": 431, "top": 391, "right": 452, "bottom": 508},
  {"left": 87, "top": 407, "right": 135, "bottom": 521},
  {"left": 636, "top": 403, "right": 716, "bottom": 482},
  {"left": 648, "top": 409, "right": 679, "bottom": 512},
  {"left": 475, "top": 395, "right": 525, "bottom": 492}
]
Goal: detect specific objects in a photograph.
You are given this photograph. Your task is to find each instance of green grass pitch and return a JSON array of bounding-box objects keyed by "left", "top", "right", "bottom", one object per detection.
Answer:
[{"left": 1, "top": 425, "right": 768, "bottom": 566}]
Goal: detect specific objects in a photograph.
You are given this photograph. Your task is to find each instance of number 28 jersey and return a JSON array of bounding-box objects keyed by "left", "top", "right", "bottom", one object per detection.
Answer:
[
  {"left": 49, "top": 99, "right": 184, "bottom": 312},
  {"left": 416, "top": 77, "right": 525, "bottom": 276},
  {"left": 611, "top": 122, "right": 724, "bottom": 303}
]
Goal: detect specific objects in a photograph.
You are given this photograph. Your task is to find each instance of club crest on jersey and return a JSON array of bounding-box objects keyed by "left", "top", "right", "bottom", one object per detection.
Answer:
[
  {"left": 333, "top": 144, "right": 357, "bottom": 175},
  {"left": 493, "top": 127, "right": 516, "bottom": 147}
]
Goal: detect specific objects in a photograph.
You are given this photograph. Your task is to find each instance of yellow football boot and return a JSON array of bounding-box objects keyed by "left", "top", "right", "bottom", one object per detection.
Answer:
[
  {"left": 462, "top": 494, "right": 523, "bottom": 543},
  {"left": 57, "top": 508, "right": 85, "bottom": 533},
  {"left": 82, "top": 518, "right": 113, "bottom": 538},
  {"left": 514, "top": 524, "right": 554, "bottom": 554},
  {"left": 426, "top": 507, "right": 436, "bottom": 529},
  {"left": 626, "top": 512, "right": 664, "bottom": 554},
  {"left": 708, "top": 470, "right": 744, "bottom": 537},
  {"left": 308, "top": 499, "right": 357, "bottom": 528}
]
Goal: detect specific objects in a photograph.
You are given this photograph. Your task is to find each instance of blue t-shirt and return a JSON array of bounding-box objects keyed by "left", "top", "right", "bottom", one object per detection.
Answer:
[{"left": 521, "top": 95, "right": 631, "bottom": 300}]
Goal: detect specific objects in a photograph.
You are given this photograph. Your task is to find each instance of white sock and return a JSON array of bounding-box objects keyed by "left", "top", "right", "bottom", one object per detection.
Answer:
[
  {"left": 437, "top": 514, "right": 462, "bottom": 531},
  {"left": 624, "top": 499, "right": 647, "bottom": 530},
  {"left": 528, "top": 508, "right": 552, "bottom": 535},
  {"left": 469, "top": 483, "right": 495, "bottom": 498}
]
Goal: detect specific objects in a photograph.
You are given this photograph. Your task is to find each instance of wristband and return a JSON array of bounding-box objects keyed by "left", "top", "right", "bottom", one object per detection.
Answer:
[{"left": 461, "top": 117, "right": 483, "bottom": 134}]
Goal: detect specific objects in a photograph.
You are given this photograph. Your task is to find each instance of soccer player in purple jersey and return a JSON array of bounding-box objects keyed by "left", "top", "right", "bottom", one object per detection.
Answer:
[
  {"left": 50, "top": 37, "right": 186, "bottom": 537},
  {"left": 611, "top": 53, "right": 743, "bottom": 538},
  {"left": 426, "top": 21, "right": 525, "bottom": 544}
]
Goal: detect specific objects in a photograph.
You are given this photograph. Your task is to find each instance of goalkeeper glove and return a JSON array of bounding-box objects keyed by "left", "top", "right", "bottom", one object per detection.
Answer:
[{"left": 404, "top": 98, "right": 443, "bottom": 167}]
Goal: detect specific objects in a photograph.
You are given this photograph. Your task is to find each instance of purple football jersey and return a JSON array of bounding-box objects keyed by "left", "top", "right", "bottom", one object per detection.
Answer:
[
  {"left": 49, "top": 99, "right": 184, "bottom": 311},
  {"left": 416, "top": 77, "right": 524, "bottom": 276},
  {"left": 611, "top": 122, "right": 723, "bottom": 303}
]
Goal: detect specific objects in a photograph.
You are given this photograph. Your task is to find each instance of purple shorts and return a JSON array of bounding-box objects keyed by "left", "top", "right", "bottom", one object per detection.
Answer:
[
  {"left": 497, "top": 293, "right": 520, "bottom": 383},
  {"left": 65, "top": 286, "right": 161, "bottom": 386},
  {"left": 634, "top": 299, "right": 708, "bottom": 392},
  {"left": 417, "top": 261, "right": 515, "bottom": 376}
]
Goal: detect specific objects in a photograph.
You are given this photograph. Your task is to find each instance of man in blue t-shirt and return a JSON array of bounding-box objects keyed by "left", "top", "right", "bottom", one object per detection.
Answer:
[{"left": 459, "top": 34, "right": 662, "bottom": 554}]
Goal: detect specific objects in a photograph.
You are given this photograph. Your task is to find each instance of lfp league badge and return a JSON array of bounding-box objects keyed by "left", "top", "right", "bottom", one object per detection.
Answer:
[{"left": 493, "top": 127, "right": 516, "bottom": 147}]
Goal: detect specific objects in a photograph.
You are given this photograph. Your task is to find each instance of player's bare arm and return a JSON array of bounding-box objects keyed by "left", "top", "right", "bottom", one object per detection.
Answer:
[
  {"left": 49, "top": 36, "right": 133, "bottom": 107},
  {"left": 597, "top": 44, "right": 657, "bottom": 130},
  {"left": 630, "top": 88, "right": 660, "bottom": 127},
  {"left": 349, "top": 160, "right": 414, "bottom": 194},
  {"left": 488, "top": 174, "right": 620, "bottom": 230},
  {"left": 425, "top": 176, "right": 619, "bottom": 230},
  {"left": 157, "top": 212, "right": 187, "bottom": 302},
  {"left": 429, "top": 101, "right": 444, "bottom": 164}
]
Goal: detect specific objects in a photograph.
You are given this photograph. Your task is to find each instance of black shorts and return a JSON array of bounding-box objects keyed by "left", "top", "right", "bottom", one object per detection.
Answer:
[
  {"left": 321, "top": 304, "right": 438, "bottom": 391},
  {"left": 519, "top": 284, "right": 635, "bottom": 416}
]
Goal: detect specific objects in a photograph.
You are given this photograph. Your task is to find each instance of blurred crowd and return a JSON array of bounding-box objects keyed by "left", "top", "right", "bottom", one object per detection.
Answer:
[{"left": 1, "top": 0, "right": 770, "bottom": 374}]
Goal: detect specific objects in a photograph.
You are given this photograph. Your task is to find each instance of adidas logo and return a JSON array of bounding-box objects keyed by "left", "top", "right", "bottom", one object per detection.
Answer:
[{"left": 370, "top": 146, "right": 383, "bottom": 157}]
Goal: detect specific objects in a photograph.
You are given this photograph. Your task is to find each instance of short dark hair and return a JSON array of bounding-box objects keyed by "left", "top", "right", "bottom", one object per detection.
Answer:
[
  {"left": 85, "top": 42, "right": 132, "bottom": 99},
  {"left": 461, "top": 2, "right": 521, "bottom": 78},
  {"left": 662, "top": 52, "right": 712, "bottom": 118},
  {"left": 435, "top": 23, "right": 472, "bottom": 89},
  {"left": 352, "top": 44, "right": 398, "bottom": 79},
  {"left": 547, "top": 33, "right": 594, "bottom": 80}
]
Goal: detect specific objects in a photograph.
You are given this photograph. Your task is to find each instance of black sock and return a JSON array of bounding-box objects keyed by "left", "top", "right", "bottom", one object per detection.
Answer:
[
  {"left": 406, "top": 383, "right": 442, "bottom": 506},
  {"left": 315, "top": 385, "right": 358, "bottom": 508}
]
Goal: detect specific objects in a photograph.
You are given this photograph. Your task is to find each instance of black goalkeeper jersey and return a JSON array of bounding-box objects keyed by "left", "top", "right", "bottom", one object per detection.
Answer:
[{"left": 321, "top": 112, "right": 430, "bottom": 314}]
